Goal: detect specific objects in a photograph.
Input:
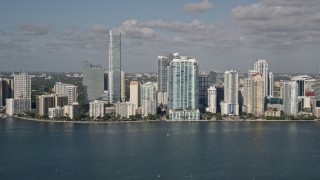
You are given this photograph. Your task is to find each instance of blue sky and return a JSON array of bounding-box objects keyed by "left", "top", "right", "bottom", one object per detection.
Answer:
[{"left": 1, "top": 0, "right": 320, "bottom": 73}]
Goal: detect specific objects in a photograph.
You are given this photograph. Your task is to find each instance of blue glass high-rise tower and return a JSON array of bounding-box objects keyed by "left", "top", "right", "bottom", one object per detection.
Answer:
[{"left": 108, "top": 30, "right": 121, "bottom": 103}]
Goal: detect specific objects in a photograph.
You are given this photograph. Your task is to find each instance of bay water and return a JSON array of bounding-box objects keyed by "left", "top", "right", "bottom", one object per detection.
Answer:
[{"left": 1, "top": 118, "right": 320, "bottom": 179}]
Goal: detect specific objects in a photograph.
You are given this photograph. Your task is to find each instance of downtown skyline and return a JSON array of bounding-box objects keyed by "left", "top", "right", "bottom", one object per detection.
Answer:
[{"left": 1, "top": 0, "right": 320, "bottom": 73}]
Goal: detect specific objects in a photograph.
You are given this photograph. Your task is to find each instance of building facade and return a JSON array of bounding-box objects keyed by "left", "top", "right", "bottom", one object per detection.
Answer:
[
  {"left": 140, "top": 82, "right": 157, "bottom": 116},
  {"left": 6, "top": 98, "right": 31, "bottom": 116},
  {"left": 108, "top": 30, "right": 121, "bottom": 103},
  {"left": 130, "top": 81, "right": 140, "bottom": 109},
  {"left": 206, "top": 86, "right": 217, "bottom": 113},
  {"left": 83, "top": 61, "right": 104, "bottom": 102},
  {"left": 0, "top": 78, "right": 13, "bottom": 107},
  {"left": 167, "top": 55, "right": 199, "bottom": 120},
  {"left": 53, "top": 82, "right": 78, "bottom": 105},
  {"left": 121, "top": 71, "right": 126, "bottom": 102},
  {"left": 221, "top": 70, "right": 239, "bottom": 115},
  {"left": 283, "top": 81, "right": 298, "bottom": 116}
]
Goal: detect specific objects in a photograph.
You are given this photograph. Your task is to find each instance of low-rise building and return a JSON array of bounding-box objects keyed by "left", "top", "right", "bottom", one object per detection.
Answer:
[{"left": 6, "top": 98, "right": 31, "bottom": 116}]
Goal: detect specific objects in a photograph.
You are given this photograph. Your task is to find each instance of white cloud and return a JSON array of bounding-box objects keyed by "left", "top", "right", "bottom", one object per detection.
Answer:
[
  {"left": 182, "top": 0, "right": 214, "bottom": 13},
  {"left": 231, "top": 0, "right": 320, "bottom": 47},
  {"left": 20, "top": 23, "right": 53, "bottom": 35},
  {"left": 114, "top": 19, "right": 156, "bottom": 39}
]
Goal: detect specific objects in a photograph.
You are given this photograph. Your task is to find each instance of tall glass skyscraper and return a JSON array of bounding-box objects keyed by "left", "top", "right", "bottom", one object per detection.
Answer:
[
  {"left": 167, "top": 55, "right": 199, "bottom": 120},
  {"left": 108, "top": 30, "right": 121, "bottom": 103},
  {"left": 83, "top": 61, "right": 104, "bottom": 102}
]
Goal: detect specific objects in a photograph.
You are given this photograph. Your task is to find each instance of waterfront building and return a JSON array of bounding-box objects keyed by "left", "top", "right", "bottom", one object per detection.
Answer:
[
  {"left": 253, "top": 59, "right": 273, "bottom": 98},
  {"left": 48, "top": 107, "right": 64, "bottom": 119},
  {"left": 167, "top": 55, "right": 200, "bottom": 120},
  {"left": 130, "top": 81, "right": 140, "bottom": 109},
  {"left": 89, "top": 100, "right": 107, "bottom": 118},
  {"left": 268, "top": 72, "right": 274, "bottom": 97},
  {"left": 157, "top": 56, "right": 169, "bottom": 93},
  {"left": 157, "top": 92, "right": 167, "bottom": 106},
  {"left": 83, "top": 61, "right": 104, "bottom": 102},
  {"left": 251, "top": 74, "right": 265, "bottom": 116},
  {"left": 264, "top": 109, "right": 281, "bottom": 117},
  {"left": 37, "top": 94, "right": 68, "bottom": 116},
  {"left": 0, "top": 78, "right": 13, "bottom": 107},
  {"left": 221, "top": 70, "right": 239, "bottom": 115},
  {"left": 291, "top": 75, "right": 314, "bottom": 110},
  {"left": 5, "top": 98, "right": 31, "bottom": 116},
  {"left": 53, "top": 82, "right": 78, "bottom": 105},
  {"left": 37, "top": 94, "right": 55, "bottom": 116},
  {"left": 244, "top": 70, "right": 259, "bottom": 113},
  {"left": 115, "top": 102, "right": 136, "bottom": 118},
  {"left": 13, "top": 72, "right": 31, "bottom": 99},
  {"left": 206, "top": 86, "right": 217, "bottom": 113},
  {"left": 63, "top": 103, "right": 79, "bottom": 120},
  {"left": 108, "top": 30, "right": 121, "bottom": 103},
  {"left": 140, "top": 82, "right": 157, "bottom": 116},
  {"left": 283, "top": 81, "right": 298, "bottom": 116},
  {"left": 199, "top": 72, "right": 209, "bottom": 113},
  {"left": 121, "top": 71, "right": 126, "bottom": 102}
]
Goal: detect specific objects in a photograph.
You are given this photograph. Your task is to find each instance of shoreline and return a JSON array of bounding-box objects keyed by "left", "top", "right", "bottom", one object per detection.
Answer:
[{"left": 1, "top": 115, "right": 318, "bottom": 123}]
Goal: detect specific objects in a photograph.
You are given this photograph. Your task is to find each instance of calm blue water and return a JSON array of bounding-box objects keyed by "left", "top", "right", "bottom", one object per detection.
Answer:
[{"left": 1, "top": 118, "right": 320, "bottom": 179}]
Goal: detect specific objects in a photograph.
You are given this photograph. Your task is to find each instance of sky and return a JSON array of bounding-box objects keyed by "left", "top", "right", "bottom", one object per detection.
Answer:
[{"left": 1, "top": 0, "right": 320, "bottom": 73}]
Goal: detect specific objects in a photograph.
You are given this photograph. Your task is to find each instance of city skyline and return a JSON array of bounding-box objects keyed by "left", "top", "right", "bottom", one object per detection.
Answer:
[{"left": 1, "top": 0, "right": 320, "bottom": 73}]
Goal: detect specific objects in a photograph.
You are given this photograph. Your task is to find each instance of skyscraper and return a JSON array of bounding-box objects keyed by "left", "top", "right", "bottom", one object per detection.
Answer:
[
  {"left": 157, "top": 56, "right": 169, "bottom": 92},
  {"left": 140, "top": 82, "right": 157, "bottom": 116},
  {"left": 108, "top": 30, "right": 121, "bottom": 103},
  {"left": 268, "top": 72, "right": 274, "bottom": 97},
  {"left": 283, "top": 81, "right": 298, "bottom": 116},
  {"left": 254, "top": 59, "right": 273, "bottom": 98},
  {"left": 83, "top": 61, "right": 104, "bottom": 102},
  {"left": 13, "top": 72, "right": 31, "bottom": 99},
  {"left": 221, "top": 70, "right": 239, "bottom": 115},
  {"left": 244, "top": 70, "right": 259, "bottom": 113},
  {"left": 53, "top": 82, "right": 78, "bottom": 105},
  {"left": 199, "top": 72, "right": 209, "bottom": 113},
  {"left": 167, "top": 55, "right": 199, "bottom": 120},
  {"left": 0, "top": 78, "right": 13, "bottom": 107},
  {"left": 130, "top": 81, "right": 140, "bottom": 109},
  {"left": 252, "top": 74, "right": 264, "bottom": 116},
  {"left": 206, "top": 86, "right": 217, "bottom": 113}
]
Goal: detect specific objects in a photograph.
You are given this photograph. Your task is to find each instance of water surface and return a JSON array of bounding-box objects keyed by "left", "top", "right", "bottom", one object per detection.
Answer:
[{"left": 1, "top": 118, "right": 320, "bottom": 179}]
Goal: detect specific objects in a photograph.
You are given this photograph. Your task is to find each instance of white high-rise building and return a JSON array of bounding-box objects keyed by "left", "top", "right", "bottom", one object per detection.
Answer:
[
  {"left": 221, "top": 70, "right": 239, "bottom": 115},
  {"left": 254, "top": 59, "right": 273, "bottom": 98},
  {"left": 167, "top": 55, "right": 200, "bottom": 120},
  {"left": 206, "top": 86, "right": 217, "bottom": 113},
  {"left": 283, "top": 81, "right": 298, "bottom": 116},
  {"left": 89, "top": 100, "right": 107, "bottom": 118},
  {"left": 108, "top": 30, "right": 121, "bottom": 103},
  {"left": 268, "top": 72, "right": 274, "bottom": 97},
  {"left": 115, "top": 102, "right": 136, "bottom": 118},
  {"left": 244, "top": 70, "right": 259, "bottom": 113},
  {"left": 5, "top": 98, "right": 31, "bottom": 116},
  {"left": 13, "top": 72, "right": 31, "bottom": 99},
  {"left": 252, "top": 74, "right": 264, "bottom": 116},
  {"left": 140, "top": 82, "right": 157, "bottom": 116},
  {"left": 130, "top": 81, "right": 140, "bottom": 109},
  {"left": 53, "top": 82, "right": 78, "bottom": 105}
]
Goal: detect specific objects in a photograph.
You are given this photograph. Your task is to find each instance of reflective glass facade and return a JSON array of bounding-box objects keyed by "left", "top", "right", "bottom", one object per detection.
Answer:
[{"left": 108, "top": 30, "right": 121, "bottom": 103}]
